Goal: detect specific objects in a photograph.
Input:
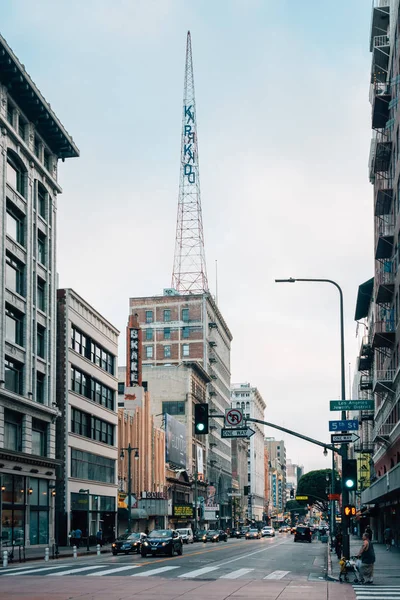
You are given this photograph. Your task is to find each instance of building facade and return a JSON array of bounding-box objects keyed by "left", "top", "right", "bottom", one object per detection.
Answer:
[
  {"left": 353, "top": 0, "right": 400, "bottom": 545},
  {"left": 0, "top": 34, "right": 78, "bottom": 548},
  {"left": 56, "top": 289, "right": 119, "bottom": 545},
  {"left": 231, "top": 383, "right": 266, "bottom": 522},
  {"left": 265, "top": 438, "right": 286, "bottom": 516},
  {"left": 231, "top": 437, "right": 249, "bottom": 526},
  {"left": 128, "top": 290, "right": 233, "bottom": 525}
]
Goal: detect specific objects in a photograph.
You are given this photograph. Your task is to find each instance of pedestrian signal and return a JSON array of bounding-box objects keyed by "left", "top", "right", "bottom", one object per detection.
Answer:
[{"left": 344, "top": 505, "right": 356, "bottom": 517}]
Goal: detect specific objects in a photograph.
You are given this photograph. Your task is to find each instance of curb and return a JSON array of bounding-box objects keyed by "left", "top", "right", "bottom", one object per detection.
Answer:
[
  {"left": 7, "top": 548, "right": 110, "bottom": 564},
  {"left": 326, "top": 538, "right": 340, "bottom": 582}
]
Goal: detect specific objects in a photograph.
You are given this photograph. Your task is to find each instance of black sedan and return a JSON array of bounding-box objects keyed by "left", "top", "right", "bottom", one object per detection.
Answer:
[
  {"left": 245, "top": 528, "right": 261, "bottom": 540},
  {"left": 193, "top": 529, "right": 207, "bottom": 542},
  {"left": 202, "top": 530, "right": 228, "bottom": 543},
  {"left": 141, "top": 529, "right": 183, "bottom": 557},
  {"left": 111, "top": 532, "right": 146, "bottom": 555}
]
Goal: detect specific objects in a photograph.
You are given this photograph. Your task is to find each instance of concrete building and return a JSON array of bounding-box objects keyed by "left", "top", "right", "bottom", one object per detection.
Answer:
[
  {"left": 286, "top": 459, "right": 304, "bottom": 497},
  {"left": 231, "top": 383, "right": 266, "bottom": 522},
  {"left": 353, "top": 0, "right": 400, "bottom": 545},
  {"left": 56, "top": 289, "right": 119, "bottom": 545},
  {"left": 128, "top": 290, "right": 233, "bottom": 525},
  {"left": 265, "top": 438, "right": 286, "bottom": 515},
  {"left": 0, "top": 34, "right": 79, "bottom": 548},
  {"left": 231, "top": 438, "right": 249, "bottom": 526}
]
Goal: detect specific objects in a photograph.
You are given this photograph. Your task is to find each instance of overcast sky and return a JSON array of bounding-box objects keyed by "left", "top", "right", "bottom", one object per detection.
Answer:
[{"left": 2, "top": 0, "right": 372, "bottom": 473}]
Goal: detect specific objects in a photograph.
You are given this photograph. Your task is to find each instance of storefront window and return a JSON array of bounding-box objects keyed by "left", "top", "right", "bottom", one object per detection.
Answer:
[
  {"left": 1, "top": 475, "right": 25, "bottom": 545},
  {"left": 29, "top": 478, "right": 49, "bottom": 545}
]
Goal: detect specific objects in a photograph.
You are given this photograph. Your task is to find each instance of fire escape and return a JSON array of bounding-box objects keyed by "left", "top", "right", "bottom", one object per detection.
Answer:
[{"left": 356, "top": 334, "right": 375, "bottom": 455}]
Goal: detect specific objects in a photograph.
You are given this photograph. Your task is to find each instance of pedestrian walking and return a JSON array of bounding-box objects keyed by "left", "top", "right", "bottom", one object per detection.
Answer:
[
  {"left": 69, "top": 529, "right": 76, "bottom": 547},
  {"left": 96, "top": 529, "right": 103, "bottom": 547},
  {"left": 365, "top": 525, "right": 373, "bottom": 540},
  {"left": 356, "top": 532, "right": 375, "bottom": 585},
  {"left": 384, "top": 526, "right": 393, "bottom": 551},
  {"left": 335, "top": 530, "right": 343, "bottom": 559},
  {"left": 75, "top": 527, "right": 82, "bottom": 549}
]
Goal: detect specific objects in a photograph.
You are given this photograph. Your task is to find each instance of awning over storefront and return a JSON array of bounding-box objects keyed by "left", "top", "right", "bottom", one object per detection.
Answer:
[{"left": 117, "top": 507, "right": 148, "bottom": 520}]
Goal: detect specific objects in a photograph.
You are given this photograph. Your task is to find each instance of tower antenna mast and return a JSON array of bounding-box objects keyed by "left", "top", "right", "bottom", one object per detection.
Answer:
[{"left": 172, "top": 31, "right": 208, "bottom": 294}]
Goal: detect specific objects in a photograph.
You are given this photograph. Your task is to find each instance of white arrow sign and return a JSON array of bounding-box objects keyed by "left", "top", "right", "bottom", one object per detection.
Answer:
[
  {"left": 221, "top": 427, "right": 255, "bottom": 439},
  {"left": 331, "top": 432, "right": 360, "bottom": 444}
]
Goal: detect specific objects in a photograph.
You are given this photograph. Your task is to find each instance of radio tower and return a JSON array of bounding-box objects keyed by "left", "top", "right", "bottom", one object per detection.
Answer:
[{"left": 171, "top": 31, "right": 208, "bottom": 294}]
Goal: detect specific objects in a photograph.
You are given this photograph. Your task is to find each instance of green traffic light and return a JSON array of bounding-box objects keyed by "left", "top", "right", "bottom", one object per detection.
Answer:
[
  {"left": 345, "top": 479, "right": 355, "bottom": 489},
  {"left": 196, "top": 423, "right": 205, "bottom": 432}
]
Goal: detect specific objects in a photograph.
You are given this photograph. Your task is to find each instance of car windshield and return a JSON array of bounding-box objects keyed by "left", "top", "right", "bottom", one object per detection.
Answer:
[
  {"left": 176, "top": 530, "right": 188, "bottom": 535},
  {"left": 148, "top": 530, "right": 172, "bottom": 538},
  {"left": 264, "top": 527, "right": 273, "bottom": 530},
  {"left": 297, "top": 527, "right": 308, "bottom": 532},
  {"left": 207, "top": 530, "right": 217, "bottom": 534},
  {"left": 128, "top": 533, "right": 140, "bottom": 540},
  {"left": 249, "top": 529, "right": 258, "bottom": 533}
]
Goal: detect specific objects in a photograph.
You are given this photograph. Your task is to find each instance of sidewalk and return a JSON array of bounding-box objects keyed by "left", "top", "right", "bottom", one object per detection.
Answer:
[
  {"left": 2, "top": 544, "right": 110, "bottom": 563},
  {"left": 328, "top": 535, "right": 400, "bottom": 585}
]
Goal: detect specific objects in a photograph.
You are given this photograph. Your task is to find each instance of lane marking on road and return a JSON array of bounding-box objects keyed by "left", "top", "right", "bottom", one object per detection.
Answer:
[
  {"left": 87, "top": 565, "right": 140, "bottom": 576},
  {"left": 220, "top": 568, "right": 254, "bottom": 579},
  {"left": 2, "top": 564, "right": 74, "bottom": 576},
  {"left": 131, "top": 566, "right": 179, "bottom": 577},
  {"left": 213, "top": 539, "right": 288, "bottom": 569},
  {"left": 50, "top": 564, "right": 106, "bottom": 576},
  {"left": 178, "top": 566, "right": 220, "bottom": 578},
  {"left": 264, "top": 570, "right": 290, "bottom": 580}
]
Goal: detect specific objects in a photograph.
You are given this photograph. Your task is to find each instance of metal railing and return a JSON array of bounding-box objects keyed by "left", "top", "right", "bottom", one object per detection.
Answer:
[
  {"left": 376, "top": 262, "right": 395, "bottom": 286},
  {"left": 372, "top": 319, "right": 395, "bottom": 335},
  {"left": 373, "top": 421, "right": 392, "bottom": 439},
  {"left": 373, "top": 0, "right": 390, "bottom": 7},
  {"left": 374, "top": 368, "right": 396, "bottom": 383},
  {"left": 373, "top": 35, "right": 390, "bottom": 49}
]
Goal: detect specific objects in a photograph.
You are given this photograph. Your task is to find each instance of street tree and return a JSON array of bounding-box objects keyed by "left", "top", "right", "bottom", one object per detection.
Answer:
[{"left": 296, "top": 469, "right": 340, "bottom": 512}]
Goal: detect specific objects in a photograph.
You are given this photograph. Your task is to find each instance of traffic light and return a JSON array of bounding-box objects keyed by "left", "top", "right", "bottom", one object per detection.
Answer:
[
  {"left": 194, "top": 403, "right": 209, "bottom": 434},
  {"left": 342, "top": 459, "right": 357, "bottom": 491},
  {"left": 344, "top": 505, "right": 356, "bottom": 517},
  {"left": 290, "top": 489, "right": 294, "bottom": 499}
]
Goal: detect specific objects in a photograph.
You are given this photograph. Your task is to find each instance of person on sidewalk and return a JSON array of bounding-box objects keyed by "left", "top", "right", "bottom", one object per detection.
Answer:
[
  {"left": 335, "top": 530, "right": 343, "bottom": 559},
  {"left": 69, "top": 529, "right": 76, "bottom": 547},
  {"left": 96, "top": 529, "right": 103, "bottom": 547},
  {"left": 75, "top": 528, "right": 82, "bottom": 549},
  {"left": 356, "top": 532, "right": 375, "bottom": 585},
  {"left": 384, "top": 526, "right": 393, "bottom": 551},
  {"left": 365, "top": 525, "right": 373, "bottom": 540}
]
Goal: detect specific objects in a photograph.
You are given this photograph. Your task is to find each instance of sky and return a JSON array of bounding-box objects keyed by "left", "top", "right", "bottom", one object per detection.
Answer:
[{"left": 1, "top": 0, "right": 373, "bottom": 473}]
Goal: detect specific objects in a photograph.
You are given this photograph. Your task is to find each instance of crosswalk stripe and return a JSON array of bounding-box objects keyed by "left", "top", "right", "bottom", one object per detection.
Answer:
[
  {"left": 50, "top": 564, "right": 106, "bottom": 576},
  {"left": 87, "top": 565, "right": 140, "bottom": 576},
  {"left": 355, "top": 597, "right": 400, "bottom": 600},
  {"left": 2, "top": 565, "right": 72, "bottom": 576},
  {"left": 178, "top": 566, "right": 219, "bottom": 578},
  {"left": 220, "top": 568, "right": 254, "bottom": 579},
  {"left": 264, "top": 570, "right": 290, "bottom": 580},
  {"left": 131, "top": 566, "right": 179, "bottom": 577}
]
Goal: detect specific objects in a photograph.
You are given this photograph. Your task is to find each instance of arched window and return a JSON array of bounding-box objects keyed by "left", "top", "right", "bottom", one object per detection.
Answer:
[{"left": 6, "top": 151, "right": 26, "bottom": 197}]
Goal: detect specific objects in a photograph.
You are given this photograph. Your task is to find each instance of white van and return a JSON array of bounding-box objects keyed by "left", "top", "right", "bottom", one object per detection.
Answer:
[{"left": 176, "top": 528, "right": 194, "bottom": 544}]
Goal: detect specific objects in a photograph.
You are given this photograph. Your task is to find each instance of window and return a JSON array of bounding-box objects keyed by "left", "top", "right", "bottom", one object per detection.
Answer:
[
  {"left": 34, "top": 136, "right": 40, "bottom": 159},
  {"left": 37, "top": 184, "right": 46, "bottom": 219},
  {"left": 32, "top": 419, "right": 47, "bottom": 456},
  {"left": 146, "top": 328, "right": 153, "bottom": 341},
  {"left": 70, "top": 366, "right": 115, "bottom": 410},
  {"left": 37, "top": 326, "right": 45, "bottom": 358},
  {"left": 92, "top": 416, "right": 114, "bottom": 445},
  {"left": 182, "top": 344, "right": 190, "bottom": 357},
  {"left": 145, "top": 346, "right": 153, "bottom": 359},
  {"left": 5, "top": 357, "right": 23, "bottom": 394},
  {"left": 182, "top": 326, "right": 190, "bottom": 339},
  {"left": 7, "top": 102, "right": 13, "bottom": 125},
  {"left": 43, "top": 149, "right": 50, "bottom": 171},
  {"left": 145, "top": 310, "right": 153, "bottom": 324},
  {"left": 164, "top": 345, "right": 171, "bottom": 358},
  {"left": 18, "top": 117, "right": 26, "bottom": 141},
  {"left": 71, "top": 449, "right": 115, "bottom": 484},
  {"left": 4, "top": 410, "right": 22, "bottom": 451},
  {"left": 36, "top": 373, "right": 45, "bottom": 404},
  {"left": 164, "top": 309, "right": 171, "bottom": 322},
  {"left": 6, "top": 255, "right": 24, "bottom": 296},
  {"left": 162, "top": 401, "right": 185, "bottom": 415},
  {"left": 71, "top": 326, "right": 88, "bottom": 356},
  {"left": 37, "top": 277, "right": 45, "bottom": 311},
  {"left": 7, "top": 155, "right": 25, "bottom": 197},
  {"left": 164, "top": 327, "right": 171, "bottom": 340},
  {"left": 6, "top": 204, "right": 24, "bottom": 245},
  {"left": 71, "top": 407, "right": 90, "bottom": 438},
  {"left": 37, "top": 232, "right": 46, "bottom": 265},
  {"left": 182, "top": 308, "right": 189, "bottom": 322},
  {"left": 118, "top": 382, "right": 124, "bottom": 394},
  {"left": 71, "top": 367, "right": 88, "bottom": 397},
  {"left": 87, "top": 336, "right": 114, "bottom": 374},
  {"left": 5, "top": 306, "right": 23, "bottom": 346}
]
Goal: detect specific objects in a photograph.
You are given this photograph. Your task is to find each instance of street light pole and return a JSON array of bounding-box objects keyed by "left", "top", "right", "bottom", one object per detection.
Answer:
[
  {"left": 120, "top": 444, "right": 139, "bottom": 533},
  {"left": 275, "top": 277, "right": 349, "bottom": 558}
]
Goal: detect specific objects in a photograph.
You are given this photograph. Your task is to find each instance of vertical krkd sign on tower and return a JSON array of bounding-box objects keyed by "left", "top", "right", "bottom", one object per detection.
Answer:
[{"left": 126, "top": 313, "right": 142, "bottom": 387}]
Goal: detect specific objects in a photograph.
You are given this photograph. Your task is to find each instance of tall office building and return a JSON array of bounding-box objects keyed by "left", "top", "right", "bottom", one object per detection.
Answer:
[
  {"left": 128, "top": 291, "right": 233, "bottom": 523},
  {"left": 0, "top": 34, "right": 78, "bottom": 547},
  {"left": 231, "top": 383, "right": 266, "bottom": 521},
  {"left": 265, "top": 438, "right": 286, "bottom": 514}
]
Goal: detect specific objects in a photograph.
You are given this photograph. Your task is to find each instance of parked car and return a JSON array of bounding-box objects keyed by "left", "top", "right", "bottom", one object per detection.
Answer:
[
  {"left": 176, "top": 528, "right": 194, "bottom": 544},
  {"left": 193, "top": 529, "right": 207, "bottom": 542},
  {"left": 111, "top": 532, "right": 146, "bottom": 555},
  {"left": 202, "top": 530, "right": 228, "bottom": 543},
  {"left": 262, "top": 527, "right": 275, "bottom": 537},
  {"left": 294, "top": 526, "right": 312, "bottom": 543},
  {"left": 141, "top": 529, "right": 183, "bottom": 557},
  {"left": 245, "top": 528, "right": 262, "bottom": 540}
]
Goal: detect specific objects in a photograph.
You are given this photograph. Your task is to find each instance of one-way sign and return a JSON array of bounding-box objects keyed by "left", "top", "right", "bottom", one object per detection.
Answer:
[
  {"left": 331, "top": 433, "right": 360, "bottom": 444},
  {"left": 221, "top": 428, "right": 255, "bottom": 439}
]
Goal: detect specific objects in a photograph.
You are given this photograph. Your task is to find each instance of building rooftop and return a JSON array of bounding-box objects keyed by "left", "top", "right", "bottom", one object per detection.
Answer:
[{"left": 0, "top": 33, "right": 79, "bottom": 158}]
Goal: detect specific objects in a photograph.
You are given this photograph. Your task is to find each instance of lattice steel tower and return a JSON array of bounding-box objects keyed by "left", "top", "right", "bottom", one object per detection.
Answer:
[{"left": 171, "top": 31, "right": 208, "bottom": 294}]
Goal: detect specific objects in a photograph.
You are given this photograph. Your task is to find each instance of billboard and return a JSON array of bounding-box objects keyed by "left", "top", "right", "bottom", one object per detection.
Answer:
[
  {"left": 197, "top": 445, "right": 203, "bottom": 475},
  {"left": 165, "top": 414, "right": 187, "bottom": 469}
]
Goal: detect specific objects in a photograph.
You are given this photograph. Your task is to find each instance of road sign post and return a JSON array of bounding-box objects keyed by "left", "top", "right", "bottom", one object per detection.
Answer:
[
  {"left": 329, "top": 419, "right": 359, "bottom": 432},
  {"left": 331, "top": 433, "right": 360, "bottom": 444},
  {"left": 221, "top": 427, "right": 255, "bottom": 439},
  {"left": 224, "top": 409, "right": 243, "bottom": 428},
  {"left": 330, "top": 400, "right": 374, "bottom": 411}
]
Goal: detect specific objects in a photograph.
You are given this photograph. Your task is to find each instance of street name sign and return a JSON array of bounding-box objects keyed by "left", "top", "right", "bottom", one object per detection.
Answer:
[
  {"left": 295, "top": 495, "right": 308, "bottom": 501},
  {"left": 225, "top": 408, "right": 243, "bottom": 427},
  {"left": 330, "top": 400, "right": 374, "bottom": 411},
  {"left": 331, "top": 433, "right": 360, "bottom": 444},
  {"left": 221, "top": 427, "right": 255, "bottom": 439},
  {"left": 329, "top": 419, "right": 359, "bottom": 432}
]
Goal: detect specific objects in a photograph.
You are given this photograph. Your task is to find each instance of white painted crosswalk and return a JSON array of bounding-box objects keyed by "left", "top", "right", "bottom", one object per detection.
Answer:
[
  {"left": 353, "top": 586, "right": 400, "bottom": 600},
  {"left": 0, "top": 562, "right": 292, "bottom": 580}
]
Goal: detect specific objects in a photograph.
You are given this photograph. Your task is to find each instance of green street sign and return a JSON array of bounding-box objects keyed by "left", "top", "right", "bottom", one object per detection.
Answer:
[{"left": 330, "top": 400, "right": 374, "bottom": 411}]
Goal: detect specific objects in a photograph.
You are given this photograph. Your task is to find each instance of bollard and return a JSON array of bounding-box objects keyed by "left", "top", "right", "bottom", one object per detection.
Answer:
[
  {"left": 73, "top": 545, "right": 77, "bottom": 559},
  {"left": 44, "top": 547, "right": 49, "bottom": 562},
  {"left": 96, "top": 544, "right": 101, "bottom": 556},
  {"left": 2, "top": 550, "right": 8, "bottom": 569}
]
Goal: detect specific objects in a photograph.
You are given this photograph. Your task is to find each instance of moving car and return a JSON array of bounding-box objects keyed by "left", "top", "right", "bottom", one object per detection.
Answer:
[
  {"left": 232, "top": 528, "right": 244, "bottom": 538},
  {"left": 202, "top": 530, "right": 228, "bottom": 543},
  {"left": 176, "top": 528, "right": 194, "bottom": 544},
  {"left": 193, "top": 529, "right": 207, "bottom": 542},
  {"left": 111, "top": 532, "right": 146, "bottom": 555},
  {"left": 246, "top": 528, "right": 261, "bottom": 540},
  {"left": 294, "top": 526, "right": 312, "bottom": 543},
  {"left": 262, "top": 527, "right": 275, "bottom": 537},
  {"left": 141, "top": 529, "right": 183, "bottom": 557}
]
